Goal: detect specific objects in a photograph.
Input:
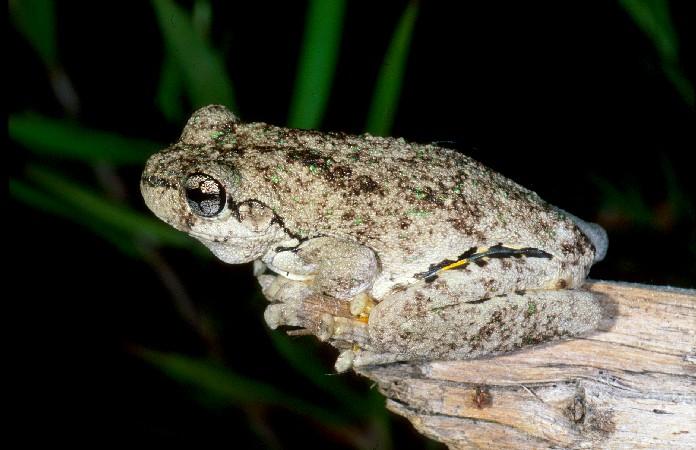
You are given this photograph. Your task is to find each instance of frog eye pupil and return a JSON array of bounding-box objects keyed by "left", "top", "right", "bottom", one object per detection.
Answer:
[{"left": 184, "top": 173, "right": 226, "bottom": 217}]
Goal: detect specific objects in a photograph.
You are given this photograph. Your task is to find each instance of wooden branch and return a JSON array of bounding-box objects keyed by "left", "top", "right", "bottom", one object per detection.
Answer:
[{"left": 355, "top": 281, "right": 696, "bottom": 449}]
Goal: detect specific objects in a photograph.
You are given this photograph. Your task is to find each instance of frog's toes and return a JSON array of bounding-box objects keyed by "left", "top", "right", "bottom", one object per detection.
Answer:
[
  {"left": 335, "top": 348, "right": 402, "bottom": 372},
  {"left": 263, "top": 303, "right": 301, "bottom": 329},
  {"left": 261, "top": 275, "right": 313, "bottom": 304},
  {"left": 256, "top": 274, "right": 275, "bottom": 292},
  {"left": 334, "top": 349, "right": 355, "bottom": 373},
  {"left": 349, "top": 292, "right": 376, "bottom": 322}
]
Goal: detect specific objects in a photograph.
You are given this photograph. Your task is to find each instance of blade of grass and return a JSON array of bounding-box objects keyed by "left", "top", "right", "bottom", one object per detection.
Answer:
[
  {"left": 156, "top": 55, "right": 186, "bottom": 122},
  {"left": 618, "top": 0, "right": 677, "bottom": 62},
  {"left": 287, "top": 0, "right": 346, "bottom": 129},
  {"left": 592, "top": 176, "right": 655, "bottom": 227},
  {"left": 618, "top": 0, "right": 693, "bottom": 105},
  {"left": 10, "top": 0, "right": 79, "bottom": 114},
  {"left": 11, "top": 179, "right": 143, "bottom": 258},
  {"left": 25, "top": 166, "right": 200, "bottom": 250},
  {"left": 268, "top": 329, "right": 367, "bottom": 418},
  {"left": 9, "top": 0, "right": 57, "bottom": 66},
  {"left": 660, "top": 156, "right": 695, "bottom": 221},
  {"left": 365, "top": 1, "right": 419, "bottom": 136},
  {"left": 139, "top": 349, "right": 351, "bottom": 425},
  {"left": 10, "top": 114, "right": 159, "bottom": 165},
  {"left": 152, "top": 0, "right": 236, "bottom": 110},
  {"left": 192, "top": 0, "right": 212, "bottom": 40},
  {"left": 156, "top": 0, "right": 213, "bottom": 121}
]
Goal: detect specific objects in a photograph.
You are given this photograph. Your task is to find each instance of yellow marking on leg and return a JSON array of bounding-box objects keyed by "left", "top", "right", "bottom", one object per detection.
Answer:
[{"left": 440, "top": 258, "right": 471, "bottom": 271}]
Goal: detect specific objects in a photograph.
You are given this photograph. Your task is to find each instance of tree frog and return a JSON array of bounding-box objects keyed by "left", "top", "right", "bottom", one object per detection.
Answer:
[{"left": 141, "top": 105, "right": 607, "bottom": 372}]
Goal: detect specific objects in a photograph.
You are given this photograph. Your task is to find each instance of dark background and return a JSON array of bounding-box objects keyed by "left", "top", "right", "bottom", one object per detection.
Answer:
[{"left": 11, "top": 1, "right": 694, "bottom": 448}]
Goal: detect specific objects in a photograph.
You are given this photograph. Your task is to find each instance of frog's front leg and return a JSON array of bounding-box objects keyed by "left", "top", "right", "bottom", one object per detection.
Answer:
[
  {"left": 263, "top": 236, "right": 378, "bottom": 299},
  {"left": 346, "top": 271, "right": 602, "bottom": 370},
  {"left": 258, "top": 237, "right": 378, "bottom": 337}
]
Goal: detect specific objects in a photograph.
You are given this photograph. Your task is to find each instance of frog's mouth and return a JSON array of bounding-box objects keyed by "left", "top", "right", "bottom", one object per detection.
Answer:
[{"left": 189, "top": 232, "right": 269, "bottom": 264}]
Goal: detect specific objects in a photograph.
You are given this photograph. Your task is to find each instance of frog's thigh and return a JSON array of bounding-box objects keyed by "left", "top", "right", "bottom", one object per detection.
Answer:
[{"left": 365, "top": 275, "right": 602, "bottom": 362}]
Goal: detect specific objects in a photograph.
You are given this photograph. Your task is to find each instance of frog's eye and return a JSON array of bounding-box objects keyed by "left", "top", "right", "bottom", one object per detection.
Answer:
[{"left": 184, "top": 173, "right": 226, "bottom": 217}]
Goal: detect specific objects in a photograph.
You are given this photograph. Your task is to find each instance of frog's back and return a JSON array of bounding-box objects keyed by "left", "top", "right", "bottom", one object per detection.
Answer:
[{"left": 231, "top": 123, "right": 595, "bottom": 275}]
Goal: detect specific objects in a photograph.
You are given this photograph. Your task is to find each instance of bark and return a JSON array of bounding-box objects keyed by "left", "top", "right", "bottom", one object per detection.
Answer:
[{"left": 355, "top": 281, "right": 696, "bottom": 449}]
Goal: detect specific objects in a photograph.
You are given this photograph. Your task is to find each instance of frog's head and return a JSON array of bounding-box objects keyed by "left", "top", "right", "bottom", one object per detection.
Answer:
[{"left": 141, "top": 105, "right": 285, "bottom": 264}]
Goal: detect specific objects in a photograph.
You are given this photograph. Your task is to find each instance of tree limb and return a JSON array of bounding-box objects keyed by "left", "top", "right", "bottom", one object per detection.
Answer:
[{"left": 355, "top": 281, "right": 696, "bottom": 449}]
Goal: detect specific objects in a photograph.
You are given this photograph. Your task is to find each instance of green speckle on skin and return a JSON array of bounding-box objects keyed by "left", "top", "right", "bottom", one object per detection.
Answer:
[
  {"left": 406, "top": 208, "right": 429, "bottom": 217},
  {"left": 526, "top": 301, "right": 537, "bottom": 318},
  {"left": 292, "top": 196, "right": 300, "bottom": 202},
  {"left": 453, "top": 183, "right": 463, "bottom": 194},
  {"left": 269, "top": 165, "right": 285, "bottom": 184},
  {"left": 414, "top": 188, "right": 426, "bottom": 200},
  {"left": 309, "top": 164, "right": 320, "bottom": 174},
  {"left": 209, "top": 130, "right": 225, "bottom": 140},
  {"left": 353, "top": 217, "right": 363, "bottom": 225}
]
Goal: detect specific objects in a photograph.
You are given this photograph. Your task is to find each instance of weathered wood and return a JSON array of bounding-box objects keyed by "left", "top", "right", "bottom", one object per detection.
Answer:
[{"left": 355, "top": 281, "right": 696, "bottom": 449}]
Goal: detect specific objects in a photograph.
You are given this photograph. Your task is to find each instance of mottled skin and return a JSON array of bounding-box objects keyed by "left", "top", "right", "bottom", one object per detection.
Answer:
[{"left": 142, "top": 105, "right": 607, "bottom": 371}]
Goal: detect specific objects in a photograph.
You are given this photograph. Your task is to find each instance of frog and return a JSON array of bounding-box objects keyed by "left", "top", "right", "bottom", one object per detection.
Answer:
[{"left": 141, "top": 104, "right": 608, "bottom": 372}]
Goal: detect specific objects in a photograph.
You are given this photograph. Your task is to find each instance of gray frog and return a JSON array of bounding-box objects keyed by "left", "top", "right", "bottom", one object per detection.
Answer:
[{"left": 141, "top": 105, "right": 607, "bottom": 372}]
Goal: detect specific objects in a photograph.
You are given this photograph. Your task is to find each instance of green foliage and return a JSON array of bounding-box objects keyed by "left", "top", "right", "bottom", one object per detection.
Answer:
[
  {"left": 592, "top": 156, "right": 694, "bottom": 229},
  {"left": 139, "top": 348, "right": 352, "bottom": 425},
  {"left": 12, "top": 166, "right": 202, "bottom": 253},
  {"left": 618, "top": 0, "right": 693, "bottom": 105},
  {"left": 268, "top": 330, "right": 379, "bottom": 418},
  {"left": 366, "top": 1, "right": 419, "bottom": 136},
  {"left": 9, "top": 0, "right": 57, "bottom": 66},
  {"left": 152, "top": 0, "right": 236, "bottom": 110},
  {"left": 10, "top": 114, "right": 158, "bottom": 165},
  {"left": 287, "top": 0, "right": 347, "bottom": 129}
]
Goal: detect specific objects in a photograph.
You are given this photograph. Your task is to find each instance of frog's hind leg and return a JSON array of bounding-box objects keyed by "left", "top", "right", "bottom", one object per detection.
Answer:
[{"left": 351, "top": 273, "right": 602, "bottom": 368}]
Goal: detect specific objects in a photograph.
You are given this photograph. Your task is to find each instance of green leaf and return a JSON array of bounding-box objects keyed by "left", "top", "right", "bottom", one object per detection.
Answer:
[
  {"left": 25, "top": 166, "right": 197, "bottom": 250},
  {"left": 139, "top": 349, "right": 350, "bottom": 424},
  {"left": 156, "top": 55, "right": 186, "bottom": 122},
  {"left": 618, "top": 0, "right": 677, "bottom": 62},
  {"left": 268, "top": 330, "right": 367, "bottom": 417},
  {"left": 10, "top": 178, "right": 144, "bottom": 258},
  {"left": 592, "top": 176, "right": 655, "bottom": 227},
  {"left": 366, "top": 1, "right": 419, "bottom": 136},
  {"left": 287, "top": 0, "right": 347, "bottom": 129},
  {"left": 192, "top": 0, "right": 213, "bottom": 41},
  {"left": 9, "top": 114, "right": 159, "bottom": 165},
  {"left": 618, "top": 0, "right": 693, "bottom": 105},
  {"left": 10, "top": 0, "right": 57, "bottom": 66},
  {"left": 152, "top": 0, "right": 236, "bottom": 110}
]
